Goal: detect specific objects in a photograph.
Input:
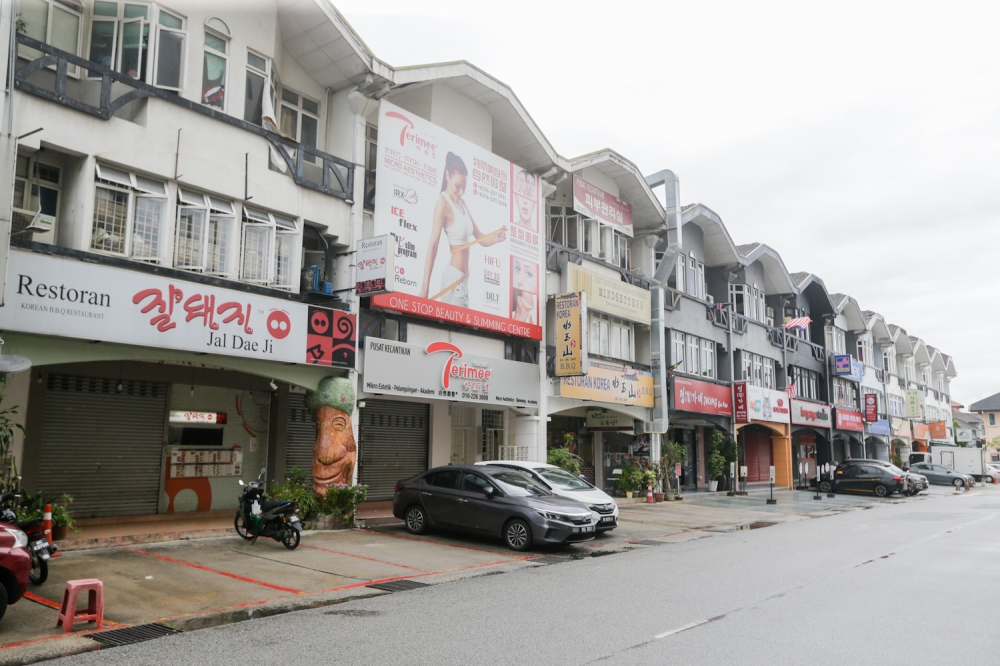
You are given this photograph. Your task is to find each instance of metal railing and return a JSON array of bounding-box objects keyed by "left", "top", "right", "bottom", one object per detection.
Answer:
[
  {"left": 544, "top": 240, "right": 650, "bottom": 289},
  {"left": 14, "top": 34, "right": 355, "bottom": 201}
]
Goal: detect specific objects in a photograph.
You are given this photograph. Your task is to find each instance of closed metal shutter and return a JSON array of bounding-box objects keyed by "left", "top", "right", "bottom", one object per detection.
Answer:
[
  {"left": 359, "top": 400, "right": 429, "bottom": 501},
  {"left": 39, "top": 374, "right": 168, "bottom": 518},
  {"left": 286, "top": 392, "right": 316, "bottom": 474}
]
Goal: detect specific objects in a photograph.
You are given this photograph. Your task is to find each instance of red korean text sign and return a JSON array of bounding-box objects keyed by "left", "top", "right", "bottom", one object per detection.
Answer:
[
  {"left": 673, "top": 377, "right": 732, "bottom": 417},
  {"left": 835, "top": 409, "right": 864, "bottom": 432},
  {"left": 733, "top": 382, "right": 749, "bottom": 423}
]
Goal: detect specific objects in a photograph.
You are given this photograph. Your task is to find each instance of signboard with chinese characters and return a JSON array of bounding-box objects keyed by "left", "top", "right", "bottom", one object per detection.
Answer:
[
  {"left": 905, "top": 389, "right": 923, "bottom": 418},
  {"left": 673, "top": 376, "right": 731, "bottom": 417},
  {"left": 835, "top": 408, "right": 864, "bottom": 432},
  {"left": 355, "top": 235, "right": 394, "bottom": 296},
  {"left": 585, "top": 408, "right": 632, "bottom": 431},
  {"left": 0, "top": 250, "right": 355, "bottom": 368},
  {"left": 559, "top": 361, "right": 653, "bottom": 407},
  {"left": 790, "top": 400, "right": 832, "bottom": 428},
  {"left": 361, "top": 338, "right": 539, "bottom": 407},
  {"left": 734, "top": 382, "right": 749, "bottom": 423},
  {"left": 169, "top": 411, "right": 227, "bottom": 425},
  {"left": 929, "top": 420, "right": 948, "bottom": 440},
  {"left": 565, "top": 264, "right": 650, "bottom": 325},
  {"left": 864, "top": 393, "right": 878, "bottom": 423},
  {"left": 371, "top": 100, "right": 543, "bottom": 340},
  {"left": 554, "top": 292, "right": 587, "bottom": 377},
  {"left": 572, "top": 176, "right": 633, "bottom": 237},
  {"left": 833, "top": 355, "right": 864, "bottom": 382}
]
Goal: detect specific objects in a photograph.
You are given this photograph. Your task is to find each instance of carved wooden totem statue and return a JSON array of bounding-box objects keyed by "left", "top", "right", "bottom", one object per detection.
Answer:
[{"left": 306, "top": 376, "right": 356, "bottom": 496}]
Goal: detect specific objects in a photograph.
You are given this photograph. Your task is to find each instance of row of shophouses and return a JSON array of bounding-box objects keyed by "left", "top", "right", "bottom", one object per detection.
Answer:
[{"left": 0, "top": 0, "right": 956, "bottom": 521}]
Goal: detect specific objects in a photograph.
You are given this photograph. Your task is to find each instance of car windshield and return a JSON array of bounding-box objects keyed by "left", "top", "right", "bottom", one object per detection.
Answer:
[
  {"left": 537, "top": 467, "right": 591, "bottom": 490},
  {"left": 886, "top": 464, "right": 905, "bottom": 474},
  {"left": 491, "top": 472, "right": 552, "bottom": 497}
]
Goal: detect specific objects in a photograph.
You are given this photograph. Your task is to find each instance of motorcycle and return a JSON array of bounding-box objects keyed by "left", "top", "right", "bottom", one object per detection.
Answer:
[
  {"left": 234, "top": 468, "right": 302, "bottom": 550},
  {"left": 0, "top": 492, "right": 57, "bottom": 585}
]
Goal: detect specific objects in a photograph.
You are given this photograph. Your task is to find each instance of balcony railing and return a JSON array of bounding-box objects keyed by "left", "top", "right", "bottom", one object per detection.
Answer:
[
  {"left": 14, "top": 34, "right": 355, "bottom": 201},
  {"left": 544, "top": 240, "right": 650, "bottom": 289},
  {"left": 707, "top": 306, "right": 748, "bottom": 334}
]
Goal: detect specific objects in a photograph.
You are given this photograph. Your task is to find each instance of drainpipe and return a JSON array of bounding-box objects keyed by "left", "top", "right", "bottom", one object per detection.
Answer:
[
  {"left": 347, "top": 90, "right": 378, "bottom": 486},
  {"left": 645, "top": 170, "right": 682, "bottom": 470}
]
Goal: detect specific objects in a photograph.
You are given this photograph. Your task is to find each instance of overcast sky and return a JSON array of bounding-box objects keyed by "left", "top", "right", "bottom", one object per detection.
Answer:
[{"left": 335, "top": 0, "right": 999, "bottom": 406}]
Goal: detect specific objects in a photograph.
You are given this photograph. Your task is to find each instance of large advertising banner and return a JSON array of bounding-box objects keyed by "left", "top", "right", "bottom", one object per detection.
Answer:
[
  {"left": 673, "top": 377, "right": 732, "bottom": 417},
  {"left": 572, "top": 176, "right": 633, "bottom": 237},
  {"left": 370, "top": 100, "right": 543, "bottom": 341},
  {"left": 1, "top": 250, "right": 355, "bottom": 368}
]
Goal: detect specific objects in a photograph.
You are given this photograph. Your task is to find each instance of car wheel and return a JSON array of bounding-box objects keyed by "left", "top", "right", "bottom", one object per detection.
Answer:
[
  {"left": 504, "top": 519, "right": 532, "bottom": 552},
  {"left": 0, "top": 578, "right": 9, "bottom": 621},
  {"left": 953, "top": 478, "right": 964, "bottom": 488},
  {"left": 818, "top": 481, "right": 832, "bottom": 493},
  {"left": 405, "top": 505, "right": 428, "bottom": 535},
  {"left": 873, "top": 484, "right": 889, "bottom": 498}
]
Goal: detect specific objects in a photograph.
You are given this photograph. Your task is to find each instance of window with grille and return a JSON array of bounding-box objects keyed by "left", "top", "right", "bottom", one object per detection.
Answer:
[
  {"left": 91, "top": 164, "right": 166, "bottom": 260},
  {"left": 832, "top": 378, "right": 857, "bottom": 408},
  {"left": 12, "top": 155, "right": 61, "bottom": 238},
  {"left": 790, "top": 366, "right": 820, "bottom": 401},
  {"left": 240, "top": 206, "right": 297, "bottom": 288},
  {"left": 481, "top": 409, "right": 505, "bottom": 460},
  {"left": 174, "top": 190, "right": 235, "bottom": 275}
]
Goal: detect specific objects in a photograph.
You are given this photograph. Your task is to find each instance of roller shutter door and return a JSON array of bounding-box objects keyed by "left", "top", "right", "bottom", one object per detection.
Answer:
[
  {"left": 359, "top": 400, "right": 429, "bottom": 501},
  {"left": 39, "top": 374, "right": 168, "bottom": 518},
  {"left": 286, "top": 392, "right": 317, "bottom": 474},
  {"left": 744, "top": 428, "right": 774, "bottom": 482}
]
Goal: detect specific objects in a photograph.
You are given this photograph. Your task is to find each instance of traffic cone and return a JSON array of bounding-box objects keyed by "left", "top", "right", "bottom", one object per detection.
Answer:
[{"left": 646, "top": 482, "right": 654, "bottom": 503}]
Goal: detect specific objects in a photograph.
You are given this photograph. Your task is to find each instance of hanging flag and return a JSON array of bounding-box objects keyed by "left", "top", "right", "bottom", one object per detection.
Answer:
[
  {"left": 783, "top": 316, "right": 812, "bottom": 331},
  {"left": 262, "top": 77, "right": 289, "bottom": 174},
  {"left": 714, "top": 302, "right": 733, "bottom": 310},
  {"left": 785, "top": 380, "right": 797, "bottom": 399}
]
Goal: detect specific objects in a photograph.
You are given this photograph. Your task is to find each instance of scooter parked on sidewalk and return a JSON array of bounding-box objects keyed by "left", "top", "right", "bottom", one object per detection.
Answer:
[
  {"left": 0, "top": 492, "right": 57, "bottom": 585},
  {"left": 234, "top": 468, "right": 302, "bottom": 550}
]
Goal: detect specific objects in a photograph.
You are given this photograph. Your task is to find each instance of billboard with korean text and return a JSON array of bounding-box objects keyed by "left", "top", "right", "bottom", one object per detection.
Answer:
[{"left": 370, "top": 100, "right": 543, "bottom": 340}]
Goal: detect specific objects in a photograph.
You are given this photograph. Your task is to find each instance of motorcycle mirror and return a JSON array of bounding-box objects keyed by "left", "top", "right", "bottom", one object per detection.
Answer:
[
  {"left": 260, "top": 467, "right": 266, "bottom": 476},
  {"left": 239, "top": 480, "right": 245, "bottom": 486}
]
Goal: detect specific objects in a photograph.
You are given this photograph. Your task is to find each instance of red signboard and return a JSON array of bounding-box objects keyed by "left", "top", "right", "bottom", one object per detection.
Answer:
[
  {"left": 733, "top": 382, "right": 749, "bottom": 423},
  {"left": 835, "top": 409, "right": 864, "bottom": 432},
  {"left": 673, "top": 377, "right": 732, "bottom": 417},
  {"left": 572, "top": 176, "right": 634, "bottom": 237},
  {"left": 864, "top": 393, "right": 878, "bottom": 423},
  {"left": 372, "top": 292, "right": 542, "bottom": 341},
  {"left": 912, "top": 422, "right": 930, "bottom": 439}
]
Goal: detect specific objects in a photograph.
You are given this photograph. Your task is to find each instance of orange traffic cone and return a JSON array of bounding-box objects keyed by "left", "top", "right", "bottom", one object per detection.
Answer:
[
  {"left": 43, "top": 504, "right": 61, "bottom": 557},
  {"left": 646, "top": 482, "right": 654, "bottom": 503}
]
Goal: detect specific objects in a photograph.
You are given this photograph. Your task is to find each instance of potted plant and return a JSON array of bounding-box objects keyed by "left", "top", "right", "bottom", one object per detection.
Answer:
[
  {"left": 660, "top": 440, "right": 687, "bottom": 500},
  {"left": 641, "top": 469, "right": 656, "bottom": 500},
  {"left": 547, "top": 445, "right": 582, "bottom": 475},
  {"left": 707, "top": 451, "right": 726, "bottom": 492},
  {"left": 50, "top": 494, "right": 76, "bottom": 541},
  {"left": 649, "top": 462, "right": 665, "bottom": 502},
  {"left": 617, "top": 462, "right": 641, "bottom": 499}
]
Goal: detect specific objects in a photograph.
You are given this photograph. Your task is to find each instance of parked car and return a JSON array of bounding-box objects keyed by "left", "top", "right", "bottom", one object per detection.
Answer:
[
  {"left": 393, "top": 465, "right": 596, "bottom": 551},
  {"left": 983, "top": 463, "right": 1000, "bottom": 484},
  {"left": 843, "top": 459, "right": 927, "bottom": 495},
  {"left": 477, "top": 460, "right": 619, "bottom": 531},
  {"left": 908, "top": 463, "right": 974, "bottom": 488},
  {"left": 818, "top": 462, "right": 905, "bottom": 497},
  {"left": 905, "top": 471, "right": 929, "bottom": 495},
  {"left": 0, "top": 523, "right": 31, "bottom": 621}
]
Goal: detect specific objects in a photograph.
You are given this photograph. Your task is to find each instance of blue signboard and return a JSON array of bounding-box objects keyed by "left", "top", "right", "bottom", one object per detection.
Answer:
[
  {"left": 867, "top": 419, "right": 891, "bottom": 436},
  {"left": 833, "top": 354, "right": 864, "bottom": 382}
]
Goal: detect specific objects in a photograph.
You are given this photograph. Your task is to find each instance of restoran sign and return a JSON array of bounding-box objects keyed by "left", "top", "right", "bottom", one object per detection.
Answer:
[
  {"left": 370, "top": 100, "right": 543, "bottom": 341},
  {"left": 559, "top": 360, "right": 653, "bottom": 407},
  {"left": 361, "top": 338, "right": 539, "bottom": 407},
  {"left": 1, "top": 250, "right": 355, "bottom": 368}
]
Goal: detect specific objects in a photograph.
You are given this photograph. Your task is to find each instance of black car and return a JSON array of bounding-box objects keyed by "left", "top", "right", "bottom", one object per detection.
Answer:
[
  {"left": 392, "top": 465, "right": 596, "bottom": 551},
  {"left": 839, "top": 459, "right": 926, "bottom": 495},
  {"left": 818, "top": 462, "right": 904, "bottom": 497}
]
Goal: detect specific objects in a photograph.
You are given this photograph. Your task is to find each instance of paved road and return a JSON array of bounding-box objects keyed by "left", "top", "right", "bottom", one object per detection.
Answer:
[{"left": 53, "top": 488, "right": 998, "bottom": 665}]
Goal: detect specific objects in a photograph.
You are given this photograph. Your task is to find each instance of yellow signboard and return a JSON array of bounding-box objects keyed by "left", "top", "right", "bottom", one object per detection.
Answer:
[
  {"left": 554, "top": 292, "right": 587, "bottom": 376},
  {"left": 559, "top": 361, "right": 654, "bottom": 407},
  {"left": 905, "top": 389, "right": 923, "bottom": 418},
  {"left": 566, "top": 264, "right": 650, "bottom": 325}
]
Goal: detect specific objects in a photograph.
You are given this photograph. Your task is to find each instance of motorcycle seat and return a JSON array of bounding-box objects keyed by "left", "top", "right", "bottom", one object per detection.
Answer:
[
  {"left": 18, "top": 518, "right": 42, "bottom": 529},
  {"left": 261, "top": 499, "right": 291, "bottom": 512}
]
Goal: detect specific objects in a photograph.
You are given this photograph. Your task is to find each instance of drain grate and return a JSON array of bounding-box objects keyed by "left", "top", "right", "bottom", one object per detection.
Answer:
[
  {"left": 532, "top": 556, "right": 571, "bottom": 564},
  {"left": 88, "top": 623, "right": 179, "bottom": 647},
  {"left": 632, "top": 540, "right": 664, "bottom": 546},
  {"left": 367, "top": 579, "right": 431, "bottom": 592}
]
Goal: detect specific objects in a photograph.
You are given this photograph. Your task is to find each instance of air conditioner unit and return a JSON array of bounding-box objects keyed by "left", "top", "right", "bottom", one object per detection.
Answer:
[{"left": 706, "top": 294, "right": 715, "bottom": 305}]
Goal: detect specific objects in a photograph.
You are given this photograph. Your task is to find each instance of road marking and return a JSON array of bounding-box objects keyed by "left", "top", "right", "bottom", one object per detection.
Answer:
[
  {"left": 120, "top": 546, "right": 303, "bottom": 594},
  {"left": 357, "top": 528, "right": 524, "bottom": 557},
  {"left": 655, "top": 617, "right": 715, "bottom": 639},
  {"left": 300, "top": 544, "right": 430, "bottom": 572}
]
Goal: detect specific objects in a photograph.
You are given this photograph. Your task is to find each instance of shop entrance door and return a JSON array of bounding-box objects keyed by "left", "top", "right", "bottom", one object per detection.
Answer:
[
  {"left": 38, "top": 374, "right": 168, "bottom": 518},
  {"left": 744, "top": 428, "right": 773, "bottom": 482},
  {"left": 359, "top": 400, "right": 429, "bottom": 501}
]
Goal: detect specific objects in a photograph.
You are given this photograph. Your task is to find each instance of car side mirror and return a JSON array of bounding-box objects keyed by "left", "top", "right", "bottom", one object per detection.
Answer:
[{"left": 483, "top": 485, "right": 495, "bottom": 498}]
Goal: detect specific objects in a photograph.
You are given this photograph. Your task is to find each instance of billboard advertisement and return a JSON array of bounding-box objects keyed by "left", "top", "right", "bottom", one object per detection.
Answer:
[
  {"left": 572, "top": 176, "right": 633, "bottom": 237},
  {"left": 0, "top": 250, "right": 355, "bottom": 368},
  {"left": 370, "top": 100, "right": 543, "bottom": 340},
  {"left": 554, "top": 292, "right": 587, "bottom": 377}
]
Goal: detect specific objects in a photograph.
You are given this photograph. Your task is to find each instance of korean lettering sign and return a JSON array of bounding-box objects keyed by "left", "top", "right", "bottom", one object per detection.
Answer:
[
  {"left": 835, "top": 409, "right": 864, "bottom": 432},
  {"left": 559, "top": 361, "right": 653, "bottom": 407},
  {"left": 673, "top": 376, "right": 732, "bottom": 417},
  {"left": 355, "top": 235, "right": 394, "bottom": 296},
  {"left": 554, "top": 292, "right": 587, "bottom": 377},
  {"left": 572, "top": 176, "right": 633, "bottom": 237},
  {"left": 733, "top": 382, "right": 749, "bottom": 423},
  {"left": 1, "top": 249, "right": 355, "bottom": 368}
]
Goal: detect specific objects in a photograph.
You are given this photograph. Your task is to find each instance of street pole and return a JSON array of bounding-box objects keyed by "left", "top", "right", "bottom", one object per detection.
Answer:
[{"left": 727, "top": 299, "right": 737, "bottom": 496}]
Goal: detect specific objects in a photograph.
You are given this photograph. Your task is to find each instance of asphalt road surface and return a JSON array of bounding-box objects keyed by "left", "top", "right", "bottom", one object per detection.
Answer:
[{"left": 54, "top": 489, "right": 999, "bottom": 665}]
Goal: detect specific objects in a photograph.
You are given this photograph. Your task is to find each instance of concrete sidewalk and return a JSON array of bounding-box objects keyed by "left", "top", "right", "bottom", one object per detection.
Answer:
[{"left": 0, "top": 485, "right": 961, "bottom": 665}]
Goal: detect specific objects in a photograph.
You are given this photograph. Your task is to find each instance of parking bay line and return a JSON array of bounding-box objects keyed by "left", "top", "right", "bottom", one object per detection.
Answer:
[
  {"left": 357, "top": 528, "right": 526, "bottom": 558},
  {"left": 299, "top": 544, "right": 430, "bottom": 572},
  {"left": 119, "top": 546, "right": 304, "bottom": 595}
]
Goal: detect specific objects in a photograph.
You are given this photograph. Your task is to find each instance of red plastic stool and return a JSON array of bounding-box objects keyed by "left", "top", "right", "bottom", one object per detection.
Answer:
[{"left": 56, "top": 578, "right": 104, "bottom": 632}]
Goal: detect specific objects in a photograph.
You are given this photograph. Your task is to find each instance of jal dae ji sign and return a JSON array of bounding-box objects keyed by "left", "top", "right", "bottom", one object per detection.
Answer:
[
  {"left": 370, "top": 100, "right": 544, "bottom": 341},
  {"left": 554, "top": 292, "right": 587, "bottom": 377},
  {"left": 2, "top": 250, "right": 356, "bottom": 368}
]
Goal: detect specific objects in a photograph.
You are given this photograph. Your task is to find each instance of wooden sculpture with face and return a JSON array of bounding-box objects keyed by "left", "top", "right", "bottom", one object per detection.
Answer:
[{"left": 306, "top": 376, "right": 356, "bottom": 497}]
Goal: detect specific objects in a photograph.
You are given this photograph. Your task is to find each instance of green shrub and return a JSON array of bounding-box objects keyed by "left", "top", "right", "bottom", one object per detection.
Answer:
[
  {"left": 547, "top": 447, "right": 582, "bottom": 475},
  {"left": 271, "top": 469, "right": 321, "bottom": 520},
  {"left": 707, "top": 451, "right": 727, "bottom": 480},
  {"left": 322, "top": 484, "right": 368, "bottom": 522},
  {"left": 617, "top": 463, "right": 643, "bottom": 493}
]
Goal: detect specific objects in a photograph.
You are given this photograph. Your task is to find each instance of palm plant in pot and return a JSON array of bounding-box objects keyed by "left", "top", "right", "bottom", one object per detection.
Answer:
[
  {"left": 617, "top": 462, "right": 642, "bottom": 499},
  {"left": 707, "top": 451, "right": 726, "bottom": 491},
  {"left": 660, "top": 440, "right": 687, "bottom": 500}
]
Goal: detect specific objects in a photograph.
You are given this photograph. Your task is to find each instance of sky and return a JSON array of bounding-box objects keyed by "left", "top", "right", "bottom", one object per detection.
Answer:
[{"left": 333, "top": 0, "right": 1000, "bottom": 406}]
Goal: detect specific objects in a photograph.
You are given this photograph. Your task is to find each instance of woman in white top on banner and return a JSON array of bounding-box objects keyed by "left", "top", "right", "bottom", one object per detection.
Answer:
[{"left": 420, "top": 152, "right": 507, "bottom": 307}]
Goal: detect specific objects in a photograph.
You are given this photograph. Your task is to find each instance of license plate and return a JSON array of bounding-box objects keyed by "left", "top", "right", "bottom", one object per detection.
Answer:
[
  {"left": 31, "top": 541, "right": 48, "bottom": 551},
  {"left": 601, "top": 516, "right": 616, "bottom": 523},
  {"left": 583, "top": 526, "right": 594, "bottom": 533}
]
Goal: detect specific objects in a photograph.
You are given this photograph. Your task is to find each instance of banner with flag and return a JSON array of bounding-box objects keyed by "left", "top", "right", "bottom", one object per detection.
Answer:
[
  {"left": 783, "top": 316, "right": 812, "bottom": 331},
  {"left": 785, "top": 380, "right": 797, "bottom": 399}
]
